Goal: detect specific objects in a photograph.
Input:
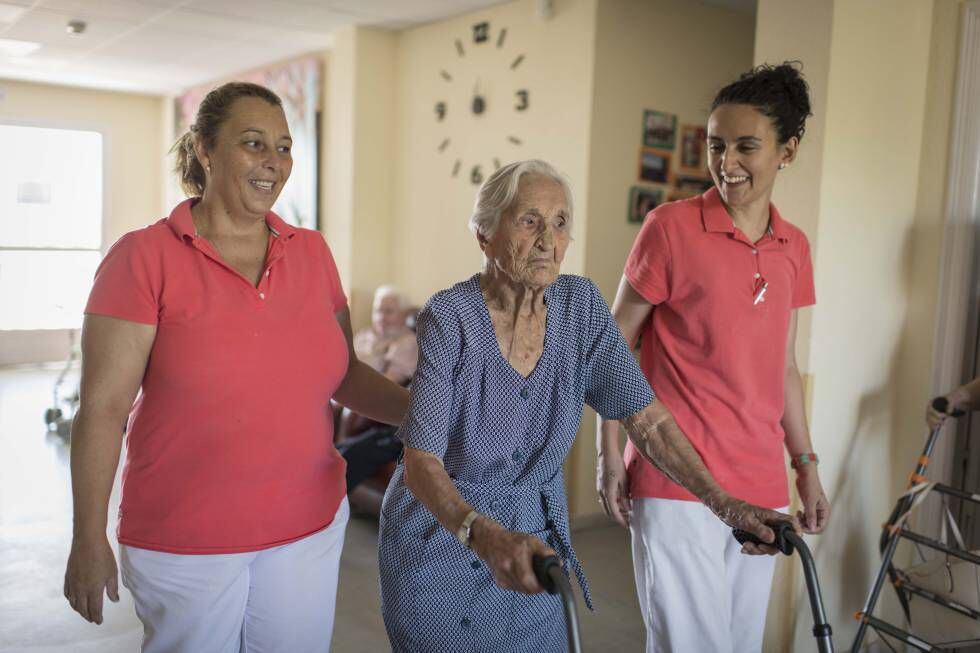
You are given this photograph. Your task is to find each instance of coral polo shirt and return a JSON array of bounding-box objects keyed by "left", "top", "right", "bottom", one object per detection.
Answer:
[
  {"left": 623, "top": 188, "right": 815, "bottom": 509},
  {"left": 85, "top": 199, "right": 350, "bottom": 553}
]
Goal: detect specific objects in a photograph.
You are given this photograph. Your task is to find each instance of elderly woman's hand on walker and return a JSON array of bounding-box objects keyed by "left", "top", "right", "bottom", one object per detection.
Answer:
[
  {"left": 402, "top": 446, "right": 555, "bottom": 595},
  {"left": 621, "top": 400, "right": 800, "bottom": 556}
]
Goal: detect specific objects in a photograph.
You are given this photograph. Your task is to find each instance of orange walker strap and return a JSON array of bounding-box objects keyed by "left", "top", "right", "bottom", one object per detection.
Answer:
[
  {"left": 854, "top": 611, "right": 869, "bottom": 624},
  {"left": 918, "top": 455, "right": 930, "bottom": 466},
  {"left": 908, "top": 472, "right": 927, "bottom": 485}
]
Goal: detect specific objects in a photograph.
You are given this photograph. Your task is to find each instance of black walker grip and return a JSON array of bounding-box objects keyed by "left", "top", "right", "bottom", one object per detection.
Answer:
[
  {"left": 533, "top": 554, "right": 561, "bottom": 594},
  {"left": 732, "top": 520, "right": 796, "bottom": 556},
  {"left": 932, "top": 396, "right": 965, "bottom": 417}
]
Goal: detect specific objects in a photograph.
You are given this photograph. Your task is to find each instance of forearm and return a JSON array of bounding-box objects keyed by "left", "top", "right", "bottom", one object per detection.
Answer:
[
  {"left": 622, "top": 401, "right": 726, "bottom": 510},
  {"left": 781, "top": 367, "right": 815, "bottom": 457},
  {"left": 333, "top": 360, "right": 410, "bottom": 425},
  {"left": 951, "top": 377, "right": 980, "bottom": 409},
  {"left": 69, "top": 407, "right": 125, "bottom": 541},
  {"left": 596, "top": 416, "right": 623, "bottom": 459},
  {"left": 403, "top": 449, "right": 479, "bottom": 536}
]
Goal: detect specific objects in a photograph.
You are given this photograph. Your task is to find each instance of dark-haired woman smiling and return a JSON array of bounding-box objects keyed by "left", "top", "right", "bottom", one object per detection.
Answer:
[{"left": 597, "top": 63, "right": 831, "bottom": 652}]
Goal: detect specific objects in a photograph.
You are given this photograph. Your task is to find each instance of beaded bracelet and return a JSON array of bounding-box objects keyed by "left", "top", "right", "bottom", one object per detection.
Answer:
[{"left": 790, "top": 452, "right": 819, "bottom": 470}]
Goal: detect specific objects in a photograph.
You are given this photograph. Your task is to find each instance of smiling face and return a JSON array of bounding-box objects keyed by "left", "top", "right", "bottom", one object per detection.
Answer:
[
  {"left": 707, "top": 103, "right": 797, "bottom": 212},
  {"left": 480, "top": 175, "right": 571, "bottom": 290},
  {"left": 196, "top": 96, "right": 293, "bottom": 217}
]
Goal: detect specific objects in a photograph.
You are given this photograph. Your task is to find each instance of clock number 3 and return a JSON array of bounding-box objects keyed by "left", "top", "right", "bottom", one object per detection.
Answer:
[
  {"left": 515, "top": 89, "right": 529, "bottom": 112},
  {"left": 470, "top": 165, "right": 483, "bottom": 185},
  {"left": 435, "top": 101, "right": 446, "bottom": 121}
]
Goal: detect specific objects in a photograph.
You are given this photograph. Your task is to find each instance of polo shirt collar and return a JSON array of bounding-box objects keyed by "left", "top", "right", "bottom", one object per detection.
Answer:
[
  {"left": 700, "top": 187, "right": 791, "bottom": 243},
  {"left": 166, "top": 198, "right": 299, "bottom": 241}
]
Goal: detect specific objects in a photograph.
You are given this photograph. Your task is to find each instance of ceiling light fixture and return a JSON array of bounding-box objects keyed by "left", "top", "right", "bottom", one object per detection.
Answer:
[
  {"left": 66, "top": 19, "right": 86, "bottom": 35},
  {"left": 0, "top": 38, "right": 40, "bottom": 57}
]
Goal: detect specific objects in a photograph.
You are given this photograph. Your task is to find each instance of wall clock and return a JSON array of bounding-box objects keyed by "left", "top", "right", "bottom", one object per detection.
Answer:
[{"left": 433, "top": 20, "right": 529, "bottom": 185}]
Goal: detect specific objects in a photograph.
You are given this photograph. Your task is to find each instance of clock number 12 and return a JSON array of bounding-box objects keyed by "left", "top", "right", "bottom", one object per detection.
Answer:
[
  {"left": 471, "top": 165, "right": 483, "bottom": 185},
  {"left": 473, "top": 22, "right": 489, "bottom": 43}
]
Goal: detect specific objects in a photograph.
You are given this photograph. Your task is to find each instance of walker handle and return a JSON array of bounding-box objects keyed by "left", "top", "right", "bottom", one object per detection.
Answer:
[
  {"left": 732, "top": 520, "right": 796, "bottom": 556},
  {"left": 932, "top": 396, "right": 965, "bottom": 418}
]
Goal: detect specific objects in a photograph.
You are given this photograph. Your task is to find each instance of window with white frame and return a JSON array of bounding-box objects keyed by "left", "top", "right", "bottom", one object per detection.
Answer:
[{"left": 0, "top": 125, "right": 103, "bottom": 331}]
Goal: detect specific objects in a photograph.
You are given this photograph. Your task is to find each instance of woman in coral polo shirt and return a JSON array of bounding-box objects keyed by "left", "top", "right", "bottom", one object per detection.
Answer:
[
  {"left": 62, "top": 82, "right": 408, "bottom": 652},
  {"left": 598, "top": 63, "right": 832, "bottom": 652}
]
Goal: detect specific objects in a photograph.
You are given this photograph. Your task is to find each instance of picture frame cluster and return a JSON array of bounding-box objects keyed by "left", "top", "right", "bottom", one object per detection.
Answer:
[{"left": 629, "top": 110, "right": 713, "bottom": 224}]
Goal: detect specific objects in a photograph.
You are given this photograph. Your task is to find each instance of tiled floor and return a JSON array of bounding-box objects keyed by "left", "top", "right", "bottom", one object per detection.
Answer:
[{"left": 0, "top": 366, "right": 644, "bottom": 652}]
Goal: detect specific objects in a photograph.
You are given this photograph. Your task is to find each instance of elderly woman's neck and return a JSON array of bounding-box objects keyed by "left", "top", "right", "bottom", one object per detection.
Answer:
[{"left": 480, "top": 267, "right": 547, "bottom": 317}]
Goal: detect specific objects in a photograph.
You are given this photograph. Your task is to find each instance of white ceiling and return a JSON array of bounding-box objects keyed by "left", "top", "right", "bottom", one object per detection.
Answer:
[
  {"left": 0, "top": 0, "right": 509, "bottom": 95},
  {"left": 0, "top": 0, "right": 756, "bottom": 97}
]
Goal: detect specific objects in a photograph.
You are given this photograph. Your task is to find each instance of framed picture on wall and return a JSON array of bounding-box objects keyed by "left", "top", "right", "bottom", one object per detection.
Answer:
[
  {"left": 674, "top": 174, "right": 714, "bottom": 194},
  {"left": 678, "top": 124, "right": 707, "bottom": 174},
  {"left": 642, "top": 110, "right": 676, "bottom": 149},
  {"left": 629, "top": 186, "right": 664, "bottom": 223},
  {"left": 638, "top": 148, "right": 671, "bottom": 184}
]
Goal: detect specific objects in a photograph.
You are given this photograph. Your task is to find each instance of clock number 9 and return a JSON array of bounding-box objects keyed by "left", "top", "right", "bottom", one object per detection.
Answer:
[
  {"left": 435, "top": 101, "right": 447, "bottom": 121},
  {"left": 515, "top": 89, "right": 529, "bottom": 112},
  {"left": 471, "top": 165, "right": 483, "bottom": 185}
]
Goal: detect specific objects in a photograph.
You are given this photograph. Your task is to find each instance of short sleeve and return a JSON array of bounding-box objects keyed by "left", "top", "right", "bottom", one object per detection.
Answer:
[
  {"left": 316, "top": 234, "right": 348, "bottom": 311},
  {"left": 396, "top": 296, "right": 462, "bottom": 458},
  {"left": 581, "top": 280, "right": 655, "bottom": 420},
  {"left": 84, "top": 232, "right": 160, "bottom": 325},
  {"left": 792, "top": 235, "right": 816, "bottom": 308},
  {"left": 624, "top": 211, "right": 671, "bottom": 306}
]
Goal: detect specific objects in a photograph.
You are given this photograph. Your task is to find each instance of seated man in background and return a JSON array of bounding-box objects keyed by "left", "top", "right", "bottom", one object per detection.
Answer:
[{"left": 337, "top": 285, "right": 418, "bottom": 514}]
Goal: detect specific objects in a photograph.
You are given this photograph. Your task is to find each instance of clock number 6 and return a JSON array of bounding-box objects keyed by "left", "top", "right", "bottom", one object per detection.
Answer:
[
  {"left": 471, "top": 165, "right": 483, "bottom": 185},
  {"left": 435, "top": 101, "right": 446, "bottom": 121},
  {"left": 515, "top": 89, "right": 529, "bottom": 112}
]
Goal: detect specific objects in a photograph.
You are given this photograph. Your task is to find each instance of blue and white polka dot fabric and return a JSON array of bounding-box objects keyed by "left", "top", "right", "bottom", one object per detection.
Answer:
[{"left": 379, "top": 274, "right": 654, "bottom": 652}]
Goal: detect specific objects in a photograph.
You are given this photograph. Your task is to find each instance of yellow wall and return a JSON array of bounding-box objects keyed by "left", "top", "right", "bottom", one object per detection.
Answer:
[
  {"left": 390, "top": 0, "right": 599, "bottom": 306},
  {"left": 749, "top": 1, "right": 961, "bottom": 649},
  {"left": 567, "top": 0, "right": 756, "bottom": 516},
  {"left": 322, "top": 28, "right": 398, "bottom": 329},
  {"left": 0, "top": 79, "right": 165, "bottom": 365}
]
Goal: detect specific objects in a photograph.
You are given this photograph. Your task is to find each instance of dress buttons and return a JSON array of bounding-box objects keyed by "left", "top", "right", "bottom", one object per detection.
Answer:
[
  {"left": 460, "top": 617, "right": 471, "bottom": 629},
  {"left": 512, "top": 450, "right": 522, "bottom": 461},
  {"left": 520, "top": 387, "right": 529, "bottom": 399},
  {"left": 471, "top": 560, "right": 480, "bottom": 569},
  {"left": 753, "top": 273, "right": 760, "bottom": 279},
  {"left": 751, "top": 249, "right": 758, "bottom": 255},
  {"left": 259, "top": 292, "right": 266, "bottom": 299},
  {"left": 490, "top": 500, "right": 501, "bottom": 510}
]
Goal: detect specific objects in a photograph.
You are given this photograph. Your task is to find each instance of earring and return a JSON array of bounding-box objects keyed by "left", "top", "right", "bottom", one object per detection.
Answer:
[
  {"left": 206, "top": 164, "right": 211, "bottom": 174},
  {"left": 778, "top": 163, "right": 788, "bottom": 170}
]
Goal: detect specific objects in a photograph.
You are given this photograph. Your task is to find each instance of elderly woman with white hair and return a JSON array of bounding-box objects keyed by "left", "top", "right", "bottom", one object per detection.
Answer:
[{"left": 377, "top": 160, "right": 791, "bottom": 652}]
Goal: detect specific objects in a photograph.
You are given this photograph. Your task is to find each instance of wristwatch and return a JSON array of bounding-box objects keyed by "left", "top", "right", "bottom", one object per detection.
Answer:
[{"left": 456, "top": 510, "right": 480, "bottom": 548}]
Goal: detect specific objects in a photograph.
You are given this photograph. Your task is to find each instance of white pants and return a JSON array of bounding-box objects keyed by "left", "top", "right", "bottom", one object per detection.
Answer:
[
  {"left": 120, "top": 498, "right": 349, "bottom": 653},
  {"left": 630, "top": 497, "right": 783, "bottom": 653}
]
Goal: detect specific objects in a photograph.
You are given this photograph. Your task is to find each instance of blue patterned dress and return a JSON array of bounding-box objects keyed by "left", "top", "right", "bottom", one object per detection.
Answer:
[{"left": 378, "top": 274, "right": 654, "bottom": 652}]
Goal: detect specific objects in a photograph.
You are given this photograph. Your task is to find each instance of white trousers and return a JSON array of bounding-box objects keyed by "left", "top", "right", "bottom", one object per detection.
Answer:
[
  {"left": 630, "top": 497, "right": 783, "bottom": 653},
  {"left": 120, "top": 498, "right": 349, "bottom": 653}
]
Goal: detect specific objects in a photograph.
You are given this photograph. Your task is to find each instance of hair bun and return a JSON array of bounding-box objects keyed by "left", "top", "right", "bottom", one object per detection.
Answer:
[{"left": 713, "top": 61, "right": 813, "bottom": 143}]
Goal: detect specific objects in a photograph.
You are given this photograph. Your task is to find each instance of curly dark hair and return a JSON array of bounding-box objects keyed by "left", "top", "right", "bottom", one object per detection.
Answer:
[{"left": 711, "top": 61, "right": 812, "bottom": 143}]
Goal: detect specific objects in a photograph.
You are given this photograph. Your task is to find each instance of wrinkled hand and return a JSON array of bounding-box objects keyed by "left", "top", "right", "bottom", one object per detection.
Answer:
[
  {"left": 64, "top": 535, "right": 119, "bottom": 624},
  {"left": 470, "top": 518, "right": 556, "bottom": 593},
  {"left": 795, "top": 467, "right": 830, "bottom": 533},
  {"left": 597, "top": 453, "right": 631, "bottom": 528},
  {"left": 926, "top": 389, "right": 967, "bottom": 430},
  {"left": 708, "top": 492, "right": 800, "bottom": 556}
]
